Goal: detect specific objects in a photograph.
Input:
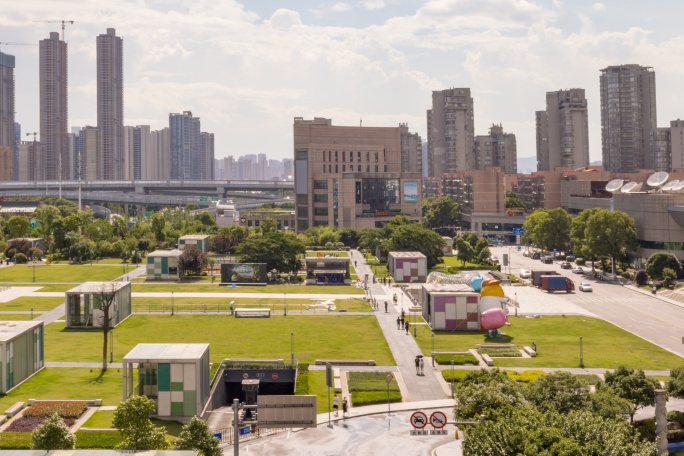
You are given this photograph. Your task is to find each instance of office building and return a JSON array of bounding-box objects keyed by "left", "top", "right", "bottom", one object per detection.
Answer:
[
  {"left": 474, "top": 124, "right": 517, "bottom": 174},
  {"left": 97, "top": 28, "right": 124, "bottom": 180},
  {"left": 169, "top": 111, "right": 201, "bottom": 180},
  {"left": 14, "top": 122, "right": 20, "bottom": 180},
  {"left": 536, "top": 89, "right": 589, "bottom": 171},
  {"left": 78, "top": 126, "right": 99, "bottom": 180},
  {"left": 200, "top": 132, "right": 214, "bottom": 180},
  {"left": 600, "top": 65, "right": 657, "bottom": 173},
  {"left": 151, "top": 127, "right": 170, "bottom": 180},
  {"left": 39, "top": 33, "right": 69, "bottom": 180},
  {"left": 400, "top": 123, "right": 422, "bottom": 174},
  {"left": 0, "top": 146, "right": 12, "bottom": 181},
  {"left": 670, "top": 120, "right": 684, "bottom": 171},
  {"left": 293, "top": 117, "right": 422, "bottom": 232},
  {"left": 0, "top": 52, "right": 15, "bottom": 180},
  {"left": 427, "top": 88, "right": 475, "bottom": 176}
]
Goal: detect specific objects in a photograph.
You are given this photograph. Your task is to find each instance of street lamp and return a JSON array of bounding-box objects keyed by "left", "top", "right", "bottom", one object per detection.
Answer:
[
  {"left": 385, "top": 373, "right": 394, "bottom": 416},
  {"left": 579, "top": 336, "right": 584, "bottom": 368},
  {"left": 450, "top": 360, "right": 455, "bottom": 398},
  {"left": 290, "top": 332, "right": 294, "bottom": 364},
  {"left": 431, "top": 333, "right": 435, "bottom": 367},
  {"left": 32, "top": 260, "right": 36, "bottom": 283},
  {"left": 284, "top": 292, "right": 287, "bottom": 316},
  {"left": 110, "top": 328, "right": 114, "bottom": 363},
  {"left": 171, "top": 291, "right": 174, "bottom": 316},
  {"left": 413, "top": 302, "right": 417, "bottom": 337}
]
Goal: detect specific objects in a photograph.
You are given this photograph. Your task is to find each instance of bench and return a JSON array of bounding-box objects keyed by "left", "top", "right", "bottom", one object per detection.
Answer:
[
  {"left": 481, "top": 354, "right": 494, "bottom": 367},
  {"left": 234, "top": 308, "right": 271, "bottom": 318},
  {"left": 4, "top": 402, "right": 25, "bottom": 417},
  {"left": 315, "top": 360, "right": 375, "bottom": 366},
  {"left": 523, "top": 346, "right": 537, "bottom": 357}
]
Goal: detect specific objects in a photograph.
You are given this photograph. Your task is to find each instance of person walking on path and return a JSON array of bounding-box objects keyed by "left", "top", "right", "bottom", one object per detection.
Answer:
[
  {"left": 342, "top": 398, "right": 348, "bottom": 416},
  {"left": 333, "top": 396, "right": 339, "bottom": 416},
  {"left": 405, "top": 321, "right": 410, "bottom": 335},
  {"left": 415, "top": 357, "right": 420, "bottom": 375},
  {"left": 419, "top": 358, "right": 424, "bottom": 376},
  {"left": 384, "top": 300, "right": 388, "bottom": 313},
  {"left": 400, "top": 314, "right": 405, "bottom": 328},
  {"left": 397, "top": 316, "right": 401, "bottom": 329}
]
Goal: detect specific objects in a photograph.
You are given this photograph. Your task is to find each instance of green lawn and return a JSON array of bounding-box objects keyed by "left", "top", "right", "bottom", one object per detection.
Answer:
[
  {"left": 309, "top": 370, "right": 338, "bottom": 414},
  {"left": 0, "top": 296, "right": 64, "bottom": 311},
  {"left": 44, "top": 315, "right": 395, "bottom": 365},
  {"left": 415, "top": 316, "right": 683, "bottom": 370},
  {"left": 0, "top": 368, "right": 136, "bottom": 412},
  {"left": 80, "top": 410, "right": 182, "bottom": 443},
  {"left": 131, "top": 297, "right": 371, "bottom": 313},
  {"left": 37, "top": 284, "right": 77, "bottom": 292},
  {"left": 131, "top": 283, "right": 363, "bottom": 294},
  {"left": 429, "top": 255, "right": 496, "bottom": 273},
  {"left": 0, "top": 265, "right": 125, "bottom": 283},
  {"left": 0, "top": 314, "right": 38, "bottom": 321}
]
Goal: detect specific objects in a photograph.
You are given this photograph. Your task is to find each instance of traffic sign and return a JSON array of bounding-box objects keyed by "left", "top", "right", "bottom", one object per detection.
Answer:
[
  {"left": 239, "top": 426, "right": 250, "bottom": 436},
  {"left": 211, "top": 196, "right": 219, "bottom": 202},
  {"left": 410, "top": 411, "right": 427, "bottom": 429},
  {"left": 272, "top": 372, "right": 279, "bottom": 380},
  {"left": 199, "top": 196, "right": 208, "bottom": 202},
  {"left": 512, "top": 228, "right": 524, "bottom": 235},
  {"left": 430, "top": 411, "right": 447, "bottom": 429}
]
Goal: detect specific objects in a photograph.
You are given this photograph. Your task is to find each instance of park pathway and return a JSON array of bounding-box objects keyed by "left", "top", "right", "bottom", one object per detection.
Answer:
[{"left": 349, "top": 249, "right": 446, "bottom": 402}]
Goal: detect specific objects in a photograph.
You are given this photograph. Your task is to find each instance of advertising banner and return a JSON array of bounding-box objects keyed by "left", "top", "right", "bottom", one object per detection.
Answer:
[
  {"left": 221, "top": 263, "right": 267, "bottom": 284},
  {"left": 404, "top": 181, "right": 418, "bottom": 203}
]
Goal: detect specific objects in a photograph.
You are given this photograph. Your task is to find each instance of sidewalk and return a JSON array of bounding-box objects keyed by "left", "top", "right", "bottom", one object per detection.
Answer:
[{"left": 350, "top": 249, "right": 446, "bottom": 402}]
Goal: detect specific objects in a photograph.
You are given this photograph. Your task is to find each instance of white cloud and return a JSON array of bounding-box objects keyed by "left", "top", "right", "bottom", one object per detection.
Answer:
[
  {"left": 361, "top": 0, "right": 386, "bottom": 10},
  {"left": 331, "top": 3, "right": 352, "bottom": 13},
  {"left": 264, "top": 9, "right": 302, "bottom": 31},
  {"left": 592, "top": 2, "right": 605, "bottom": 11}
]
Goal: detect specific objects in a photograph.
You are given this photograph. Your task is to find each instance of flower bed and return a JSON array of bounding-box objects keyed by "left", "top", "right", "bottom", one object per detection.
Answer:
[
  {"left": 6, "top": 416, "right": 76, "bottom": 432},
  {"left": 477, "top": 347, "right": 522, "bottom": 358},
  {"left": 24, "top": 401, "right": 88, "bottom": 419}
]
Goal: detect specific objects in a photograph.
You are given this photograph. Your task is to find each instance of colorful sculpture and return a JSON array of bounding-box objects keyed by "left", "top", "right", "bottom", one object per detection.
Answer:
[{"left": 478, "top": 278, "right": 510, "bottom": 337}]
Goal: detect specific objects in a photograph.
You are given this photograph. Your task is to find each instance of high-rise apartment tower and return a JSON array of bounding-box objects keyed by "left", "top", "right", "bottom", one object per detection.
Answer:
[
  {"left": 96, "top": 28, "right": 124, "bottom": 180},
  {"left": 427, "top": 88, "right": 475, "bottom": 176},
  {"left": 0, "top": 52, "right": 15, "bottom": 181},
  {"left": 39, "top": 33, "right": 68, "bottom": 180}
]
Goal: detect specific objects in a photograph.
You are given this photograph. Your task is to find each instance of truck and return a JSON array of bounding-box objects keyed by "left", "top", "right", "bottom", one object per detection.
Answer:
[
  {"left": 531, "top": 271, "right": 558, "bottom": 287},
  {"left": 540, "top": 275, "right": 574, "bottom": 293}
]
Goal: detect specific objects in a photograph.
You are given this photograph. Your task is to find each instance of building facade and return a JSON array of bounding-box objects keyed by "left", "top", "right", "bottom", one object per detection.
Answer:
[
  {"left": 169, "top": 111, "right": 201, "bottom": 180},
  {"left": 0, "top": 52, "right": 15, "bottom": 180},
  {"left": 199, "top": 132, "right": 214, "bottom": 180},
  {"left": 600, "top": 65, "right": 657, "bottom": 173},
  {"left": 293, "top": 117, "right": 422, "bottom": 232},
  {"left": 97, "top": 28, "right": 124, "bottom": 180},
  {"left": 474, "top": 124, "right": 517, "bottom": 174},
  {"left": 39, "top": 33, "right": 68, "bottom": 181},
  {"left": 427, "top": 88, "right": 475, "bottom": 177},
  {"left": 537, "top": 89, "right": 589, "bottom": 171}
]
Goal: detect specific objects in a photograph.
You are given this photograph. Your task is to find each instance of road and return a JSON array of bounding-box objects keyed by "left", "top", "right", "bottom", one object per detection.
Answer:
[{"left": 491, "top": 245, "right": 684, "bottom": 358}]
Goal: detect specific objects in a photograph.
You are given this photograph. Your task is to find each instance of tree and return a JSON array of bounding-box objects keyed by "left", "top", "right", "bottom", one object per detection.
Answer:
[
  {"left": 570, "top": 208, "right": 601, "bottom": 261},
  {"left": 304, "top": 226, "right": 340, "bottom": 247},
  {"left": 603, "top": 366, "right": 660, "bottom": 423},
  {"left": 33, "top": 205, "right": 62, "bottom": 247},
  {"left": 585, "top": 210, "right": 636, "bottom": 276},
  {"left": 667, "top": 365, "right": 684, "bottom": 398},
  {"left": 178, "top": 245, "right": 208, "bottom": 276},
  {"left": 505, "top": 191, "right": 525, "bottom": 209},
  {"left": 523, "top": 208, "right": 572, "bottom": 252},
  {"left": 96, "top": 283, "right": 117, "bottom": 372},
  {"left": 175, "top": 416, "right": 222, "bottom": 456},
  {"left": 382, "top": 223, "right": 445, "bottom": 268},
  {"left": 151, "top": 214, "right": 166, "bottom": 242},
  {"left": 357, "top": 227, "right": 383, "bottom": 252},
  {"left": 454, "top": 236, "right": 474, "bottom": 266},
  {"left": 7, "top": 215, "right": 30, "bottom": 239},
  {"left": 31, "top": 412, "right": 75, "bottom": 450},
  {"left": 645, "top": 251, "right": 682, "bottom": 280},
  {"left": 259, "top": 217, "right": 278, "bottom": 234},
  {"left": 338, "top": 228, "right": 360, "bottom": 248},
  {"left": 525, "top": 371, "right": 590, "bottom": 415},
  {"left": 114, "top": 395, "right": 168, "bottom": 450},
  {"left": 236, "top": 231, "right": 305, "bottom": 273},
  {"left": 422, "top": 196, "right": 461, "bottom": 229},
  {"left": 454, "top": 369, "right": 528, "bottom": 421}
]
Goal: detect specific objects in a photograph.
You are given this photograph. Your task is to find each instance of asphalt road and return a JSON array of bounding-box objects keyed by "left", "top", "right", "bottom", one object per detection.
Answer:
[{"left": 491, "top": 245, "right": 684, "bottom": 358}]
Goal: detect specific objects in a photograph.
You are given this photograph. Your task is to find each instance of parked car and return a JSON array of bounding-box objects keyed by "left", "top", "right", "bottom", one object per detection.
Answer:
[
  {"left": 579, "top": 283, "right": 592, "bottom": 292},
  {"left": 520, "top": 269, "right": 532, "bottom": 279},
  {"left": 491, "top": 256, "right": 499, "bottom": 264},
  {"left": 523, "top": 251, "right": 531, "bottom": 257},
  {"left": 556, "top": 253, "right": 567, "bottom": 260},
  {"left": 572, "top": 267, "right": 584, "bottom": 274},
  {"left": 532, "top": 252, "right": 540, "bottom": 259},
  {"left": 560, "top": 262, "right": 572, "bottom": 269},
  {"left": 542, "top": 257, "right": 554, "bottom": 264}
]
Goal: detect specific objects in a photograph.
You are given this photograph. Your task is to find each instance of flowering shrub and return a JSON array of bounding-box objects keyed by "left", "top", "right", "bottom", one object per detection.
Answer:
[
  {"left": 6, "top": 416, "right": 76, "bottom": 432},
  {"left": 23, "top": 401, "right": 88, "bottom": 419}
]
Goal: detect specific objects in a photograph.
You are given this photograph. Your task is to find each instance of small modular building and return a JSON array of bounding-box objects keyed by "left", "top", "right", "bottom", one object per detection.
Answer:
[
  {"left": 388, "top": 252, "right": 427, "bottom": 283},
  {"left": 178, "top": 234, "right": 210, "bottom": 254},
  {"left": 0, "top": 320, "right": 44, "bottom": 393},
  {"left": 65, "top": 282, "right": 131, "bottom": 328},
  {"left": 442, "top": 237, "right": 454, "bottom": 256},
  {"left": 422, "top": 284, "right": 481, "bottom": 330},
  {"left": 123, "top": 344, "right": 210, "bottom": 419},
  {"left": 146, "top": 249, "right": 183, "bottom": 280},
  {"left": 304, "top": 257, "right": 350, "bottom": 284}
]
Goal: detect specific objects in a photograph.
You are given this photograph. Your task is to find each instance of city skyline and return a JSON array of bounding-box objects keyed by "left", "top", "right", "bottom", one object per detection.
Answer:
[{"left": 3, "top": 1, "right": 684, "bottom": 162}]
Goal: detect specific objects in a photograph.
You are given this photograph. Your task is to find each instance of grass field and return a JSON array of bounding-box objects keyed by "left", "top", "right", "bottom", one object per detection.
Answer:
[
  {"left": 131, "top": 297, "right": 371, "bottom": 313},
  {"left": 44, "top": 315, "right": 395, "bottom": 365},
  {"left": 81, "top": 409, "right": 183, "bottom": 442},
  {"left": 0, "top": 368, "right": 136, "bottom": 412},
  {"left": 0, "top": 314, "right": 38, "bottom": 320},
  {"left": 0, "top": 265, "right": 125, "bottom": 283},
  {"left": 309, "top": 370, "right": 338, "bottom": 414},
  {"left": 37, "top": 284, "right": 78, "bottom": 292},
  {"left": 415, "top": 315, "right": 683, "bottom": 370},
  {"left": 0, "top": 296, "right": 64, "bottom": 311},
  {"left": 131, "top": 283, "right": 364, "bottom": 294}
]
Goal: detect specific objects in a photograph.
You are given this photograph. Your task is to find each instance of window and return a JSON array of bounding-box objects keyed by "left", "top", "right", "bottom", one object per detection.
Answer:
[
  {"left": 375, "top": 152, "right": 378, "bottom": 162},
  {"left": 357, "top": 151, "right": 361, "bottom": 162},
  {"left": 335, "top": 151, "right": 338, "bottom": 162},
  {"left": 314, "top": 207, "right": 329, "bottom": 216},
  {"left": 366, "top": 152, "right": 370, "bottom": 162},
  {"left": 342, "top": 152, "right": 345, "bottom": 162},
  {"left": 329, "top": 164, "right": 332, "bottom": 173},
  {"left": 328, "top": 151, "right": 331, "bottom": 162},
  {"left": 343, "top": 165, "right": 346, "bottom": 172},
  {"left": 314, "top": 180, "right": 328, "bottom": 189},
  {"left": 314, "top": 194, "right": 328, "bottom": 203},
  {"left": 323, "top": 164, "right": 325, "bottom": 173},
  {"left": 375, "top": 165, "right": 378, "bottom": 172},
  {"left": 366, "top": 165, "right": 370, "bottom": 172},
  {"left": 358, "top": 165, "right": 361, "bottom": 172},
  {"left": 322, "top": 151, "right": 325, "bottom": 162},
  {"left": 350, "top": 151, "right": 353, "bottom": 162},
  {"left": 335, "top": 165, "right": 338, "bottom": 173}
]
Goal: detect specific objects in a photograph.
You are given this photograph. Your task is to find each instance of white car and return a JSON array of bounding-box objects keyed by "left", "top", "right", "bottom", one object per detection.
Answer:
[
  {"left": 572, "top": 267, "right": 584, "bottom": 274},
  {"left": 519, "top": 269, "right": 531, "bottom": 279},
  {"left": 579, "top": 283, "right": 592, "bottom": 292}
]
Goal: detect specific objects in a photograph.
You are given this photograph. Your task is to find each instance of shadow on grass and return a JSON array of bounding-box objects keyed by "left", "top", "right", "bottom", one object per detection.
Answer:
[
  {"left": 58, "top": 327, "right": 101, "bottom": 333},
  {"left": 85, "top": 369, "right": 107, "bottom": 384},
  {"left": 484, "top": 334, "right": 514, "bottom": 343}
]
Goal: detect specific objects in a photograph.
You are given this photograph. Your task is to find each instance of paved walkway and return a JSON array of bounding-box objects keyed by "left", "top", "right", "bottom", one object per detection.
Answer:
[{"left": 349, "top": 249, "right": 446, "bottom": 402}]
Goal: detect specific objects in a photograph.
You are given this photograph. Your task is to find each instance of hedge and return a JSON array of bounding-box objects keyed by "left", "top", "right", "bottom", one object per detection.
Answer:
[
  {"left": 434, "top": 354, "right": 479, "bottom": 365},
  {"left": 351, "top": 391, "right": 402, "bottom": 406},
  {"left": 295, "top": 363, "right": 309, "bottom": 395}
]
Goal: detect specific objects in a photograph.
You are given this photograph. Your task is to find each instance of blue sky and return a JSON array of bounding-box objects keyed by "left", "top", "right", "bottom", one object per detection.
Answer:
[{"left": 3, "top": 0, "right": 684, "bottom": 166}]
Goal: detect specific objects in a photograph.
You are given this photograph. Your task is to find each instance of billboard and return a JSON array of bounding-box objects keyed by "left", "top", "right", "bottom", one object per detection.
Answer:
[
  {"left": 221, "top": 263, "right": 267, "bottom": 284},
  {"left": 403, "top": 181, "right": 418, "bottom": 203}
]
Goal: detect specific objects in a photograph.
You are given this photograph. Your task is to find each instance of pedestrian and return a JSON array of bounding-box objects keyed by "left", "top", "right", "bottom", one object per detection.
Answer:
[
  {"left": 415, "top": 357, "right": 420, "bottom": 375},
  {"left": 400, "top": 314, "right": 404, "bottom": 327},
  {"left": 342, "top": 397, "right": 348, "bottom": 415},
  {"left": 333, "top": 396, "right": 339, "bottom": 416},
  {"left": 405, "top": 320, "right": 410, "bottom": 335},
  {"left": 384, "top": 300, "right": 388, "bottom": 313},
  {"left": 401, "top": 309, "right": 405, "bottom": 321},
  {"left": 397, "top": 316, "right": 401, "bottom": 329},
  {"left": 531, "top": 341, "right": 537, "bottom": 353},
  {"left": 419, "top": 357, "right": 424, "bottom": 376}
]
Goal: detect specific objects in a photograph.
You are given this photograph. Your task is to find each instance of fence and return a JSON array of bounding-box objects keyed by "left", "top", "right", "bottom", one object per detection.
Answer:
[
  {"left": 212, "top": 426, "right": 283, "bottom": 445},
  {"left": 131, "top": 302, "right": 350, "bottom": 315}
]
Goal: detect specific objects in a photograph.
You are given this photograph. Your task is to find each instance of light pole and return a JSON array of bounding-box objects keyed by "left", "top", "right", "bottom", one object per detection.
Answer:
[
  {"left": 110, "top": 328, "right": 114, "bottom": 363},
  {"left": 579, "top": 336, "right": 584, "bottom": 368},
  {"left": 431, "top": 333, "right": 435, "bottom": 367},
  {"left": 171, "top": 291, "right": 174, "bottom": 316},
  {"left": 32, "top": 260, "right": 36, "bottom": 283},
  {"left": 450, "top": 360, "right": 455, "bottom": 398},
  {"left": 385, "top": 373, "right": 394, "bottom": 416},
  {"left": 413, "top": 303, "right": 417, "bottom": 337},
  {"left": 284, "top": 292, "right": 286, "bottom": 316},
  {"left": 290, "top": 332, "right": 294, "bottom": 364}
]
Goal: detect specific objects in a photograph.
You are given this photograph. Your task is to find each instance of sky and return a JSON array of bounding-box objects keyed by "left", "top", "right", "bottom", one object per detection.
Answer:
[{"left": 3, "top": 0, "right": 684, "bottom": 166}]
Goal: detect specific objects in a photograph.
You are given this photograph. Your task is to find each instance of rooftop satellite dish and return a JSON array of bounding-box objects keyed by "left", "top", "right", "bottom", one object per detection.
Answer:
[
  {"left": 662, "top": 180, "right": 680, "bottom": 193},
  {"left": 647, "top": 171, "right": 669, "bottom": 191},
  {"left": 605, "top": 179, "right": 624, "bottom": 193},
  {"left": 674, "top": 181, "right": 684, "bottom": 193},
  {"left": 621, "top": 182, "right": 642, "bottom": 193}
]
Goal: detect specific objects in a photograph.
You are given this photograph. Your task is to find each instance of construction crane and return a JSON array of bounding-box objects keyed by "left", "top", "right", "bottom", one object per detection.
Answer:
[
  {"left": 33, "top": 20, "right": 74, "bottom": 41},
  {"left": 0, "top": 42, "right": 37, "bottom": 52}
]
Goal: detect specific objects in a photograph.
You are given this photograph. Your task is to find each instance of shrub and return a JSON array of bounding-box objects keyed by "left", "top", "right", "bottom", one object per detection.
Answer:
[
  {"left": 668, "top": 410, "right": 684, "bottom": 426},
  {"left": 441, "top": 370, "right": 473, "bottom": 383},
  {"left": 14, "top": 252, "right": 27, "bottom": 264},
  {"left": 505, "top": 370, "right": 546, "bottom": 383},
  {"left": 434, "top": 354, "right": 479, "bottom": 365},
  {"left": 646, "top": 251, "right": 682, "bottom": 280},
  {"left": 574, "top": 374, "right": 601, "bottom": 386},
  {"left": 351, "top": 391, "right": 402, "bottom": 406},
  {"left": 635, "top": 270, "right": 649, "bottom": 286},
  {"left": 31, "top": 412, "right": 75, "bottom": 450},
  {"left": 621, "top": 271, "right": 631, "bottom": 280},
  {"left": 0, "top": 432, "right": 32, "bottom": 449},
  {"left": 477, "top": 348, "right": 522, "bottom": 358},
  {"left": 662, "top": 267, "right": 677, "bottom": 288},
  {"left": 575, "top": 258, "right": 585, "bottom": 266},
  {"left": 5, "top": 247, "right": 16, "bottom": 259}
]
